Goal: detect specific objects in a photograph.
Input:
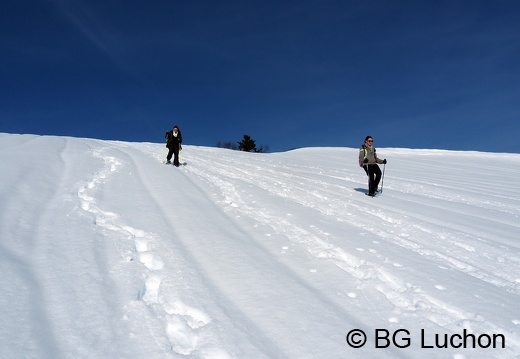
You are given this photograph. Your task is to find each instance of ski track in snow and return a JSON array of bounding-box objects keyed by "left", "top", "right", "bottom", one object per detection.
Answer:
[
  {"left": 131, "top": 144, "right": 520, "bottom": 357},
  {"left": 75, "top": 145, "right": 235, "bottom": 358}
]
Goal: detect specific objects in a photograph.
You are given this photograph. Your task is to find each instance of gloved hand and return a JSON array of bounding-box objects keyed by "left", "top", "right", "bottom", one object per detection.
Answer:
[
  {"left": 363, "top": 158, "right": 369, "bottom": 163},
  {"left": 383, "top": 159, "right": 387, "bottom": 164}
]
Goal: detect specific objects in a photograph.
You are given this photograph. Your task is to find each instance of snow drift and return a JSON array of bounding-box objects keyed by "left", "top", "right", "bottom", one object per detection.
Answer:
[{"left": 1, "top": 133, "right": 519, "bottom": 359}]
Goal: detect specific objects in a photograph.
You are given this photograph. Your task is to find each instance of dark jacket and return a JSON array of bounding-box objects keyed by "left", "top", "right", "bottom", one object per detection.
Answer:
[{"left": 165, "top": 129, "right": 182, "bottom": 150}]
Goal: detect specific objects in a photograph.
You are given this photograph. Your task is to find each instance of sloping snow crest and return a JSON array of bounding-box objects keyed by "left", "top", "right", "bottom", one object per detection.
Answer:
[{"left": 1, "top": 133, "right": 519, "bottom": 359}]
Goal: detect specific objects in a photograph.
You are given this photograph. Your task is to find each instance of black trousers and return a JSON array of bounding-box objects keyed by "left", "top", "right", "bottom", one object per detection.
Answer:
[
  {"left": 365, "top": 164, "right": 382, "bottom": 194},
  {"left": 167, "top": 146, "right": 180, "bottom": 166}
]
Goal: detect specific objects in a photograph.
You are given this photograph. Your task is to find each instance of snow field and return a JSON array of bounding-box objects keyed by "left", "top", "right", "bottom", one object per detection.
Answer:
[{"left": 1, "top": 133, "right": 519, "bottom": 358}]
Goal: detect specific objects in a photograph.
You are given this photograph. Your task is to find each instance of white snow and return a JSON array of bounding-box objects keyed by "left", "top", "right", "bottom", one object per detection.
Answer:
[{"left": 1, "top": 133, "right": 519, "bottom": 359}]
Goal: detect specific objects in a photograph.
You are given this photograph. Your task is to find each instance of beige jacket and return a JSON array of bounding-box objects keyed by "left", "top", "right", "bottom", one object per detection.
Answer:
[{"left": 359, "top": 144, "right": 384, "bottom": 166}]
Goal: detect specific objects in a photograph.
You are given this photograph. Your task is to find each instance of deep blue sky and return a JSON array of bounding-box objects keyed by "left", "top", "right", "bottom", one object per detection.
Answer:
[{"left": 1, "top": 0, "right": 519, "bottom": 153}]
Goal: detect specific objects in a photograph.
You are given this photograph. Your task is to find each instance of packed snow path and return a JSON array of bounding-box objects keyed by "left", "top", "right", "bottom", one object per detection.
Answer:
[{"left": 1, "top": 133, "right": 519, "bottom": 359}]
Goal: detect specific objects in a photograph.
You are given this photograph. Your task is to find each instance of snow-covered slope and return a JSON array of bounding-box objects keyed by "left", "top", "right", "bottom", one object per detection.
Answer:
[{"left": 1, "top": 133, "right": 519, "bottom": 359}]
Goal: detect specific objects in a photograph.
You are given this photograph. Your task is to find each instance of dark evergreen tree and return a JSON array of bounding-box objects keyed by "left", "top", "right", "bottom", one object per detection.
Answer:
[{"left": 237, "top": 135, "right": 257, "bottom": 152}]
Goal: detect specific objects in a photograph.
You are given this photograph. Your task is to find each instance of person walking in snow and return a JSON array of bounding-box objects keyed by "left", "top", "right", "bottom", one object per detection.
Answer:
[
  {"left": 359, "top": 136, "right": 387, "bottom": 196},
  {"left": 165, "top": 125, "right": 182, "bottom": 166}
]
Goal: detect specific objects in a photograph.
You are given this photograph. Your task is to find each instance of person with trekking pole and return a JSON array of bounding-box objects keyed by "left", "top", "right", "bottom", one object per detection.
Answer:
[
  {"left": 165, "top": 125, "right": 182, "bottom": 167},
  {"left": 359, "top": 135, "right": 387, "bottom": 196}
]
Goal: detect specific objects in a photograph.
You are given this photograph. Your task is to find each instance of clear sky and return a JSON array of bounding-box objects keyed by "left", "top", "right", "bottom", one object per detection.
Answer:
[{"left": 1, "top": 0, "right": 519, "bottom": 153}]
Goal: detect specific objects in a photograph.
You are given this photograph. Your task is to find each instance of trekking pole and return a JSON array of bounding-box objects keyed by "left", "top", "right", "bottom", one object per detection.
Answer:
[
  {"left": 380, "top": 163, "right": 386, "bottom": 193},
  {"left": 366, "top": 165, "right": 370, "bottom": 194}
]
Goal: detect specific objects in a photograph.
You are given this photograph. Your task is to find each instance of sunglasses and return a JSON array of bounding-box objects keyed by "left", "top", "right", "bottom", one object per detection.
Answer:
[{"left": 367, "top": 140, "right": 373, "bottom": 143}]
